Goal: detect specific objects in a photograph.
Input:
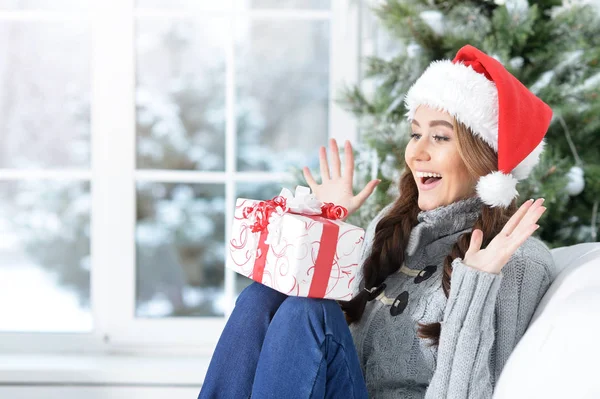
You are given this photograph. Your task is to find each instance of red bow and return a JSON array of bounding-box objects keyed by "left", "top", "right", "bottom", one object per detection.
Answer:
[
  {"left": 320, "top": 202, "right": 348, "bottom": 220},
  {"left": 242, "top": 196, "right": 287, "bottom": 233},
  {"left": 243, "top": 197, "right": 347, "bottom": 233}
]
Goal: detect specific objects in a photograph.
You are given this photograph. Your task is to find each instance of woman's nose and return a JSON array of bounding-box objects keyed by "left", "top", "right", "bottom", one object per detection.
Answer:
[{"left": 412, "top": 138, "right": 431, "bottom": 162}]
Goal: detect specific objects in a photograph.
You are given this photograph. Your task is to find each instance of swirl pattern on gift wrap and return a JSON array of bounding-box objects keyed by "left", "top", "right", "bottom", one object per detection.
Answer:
[
  {"left": 229, "top": 223, "right": 253, "bottom": 270},
  {"left": 337, "top": 230, "right": 363, "bottom": 257},
  {"left": 233, "top": 199, "right": 254, "bottom": 220},
  {"left": 228, "top": 199, "right": 364, "bottom": 299},
  {"left": 304, "top": 221, "right": 363, "bottom": 298},
  {"left": 229, "top": 208, "right": 256, "bottom": 276},
  {"left": 266, "top": 237, "right": 300, "bottom": 296}
]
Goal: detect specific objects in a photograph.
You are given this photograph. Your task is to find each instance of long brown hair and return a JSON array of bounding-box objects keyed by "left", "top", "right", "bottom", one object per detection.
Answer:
[{"left": 341, "top": 121, "right": 518, "bottom": 346}]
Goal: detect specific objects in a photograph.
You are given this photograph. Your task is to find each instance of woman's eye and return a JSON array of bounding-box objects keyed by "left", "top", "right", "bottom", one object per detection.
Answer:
[
  {"left": 433, "top": 135, "right": 450, "bottom": 142},
  {"left": 410, "top": 133, "right": 421, "bottom": 140}
]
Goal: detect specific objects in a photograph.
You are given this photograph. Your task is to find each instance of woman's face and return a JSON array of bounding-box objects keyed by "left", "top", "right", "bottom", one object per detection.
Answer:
[{"left": 405, "top": 105, "right": 477, "bottom": 211}]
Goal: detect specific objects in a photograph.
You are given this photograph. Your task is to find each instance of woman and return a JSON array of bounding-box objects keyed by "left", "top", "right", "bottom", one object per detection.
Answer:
[{"left": 199, "top": 45, "right": 555, "bottom": 399}]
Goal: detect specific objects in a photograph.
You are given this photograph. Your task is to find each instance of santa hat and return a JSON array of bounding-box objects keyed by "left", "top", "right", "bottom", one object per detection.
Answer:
[{"left": 404, "top": 45, "right": 553, "bottom": 208}]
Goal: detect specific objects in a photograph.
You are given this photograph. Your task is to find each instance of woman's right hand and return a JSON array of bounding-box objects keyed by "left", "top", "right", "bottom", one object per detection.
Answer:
[{"left": 303, "top": 138, "right": 381, "bottom": 219}]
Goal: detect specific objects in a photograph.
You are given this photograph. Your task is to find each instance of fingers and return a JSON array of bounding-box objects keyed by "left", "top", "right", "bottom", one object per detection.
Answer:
[
  {"left": 506, "top": 223, "right": 542, "bottom": 255},
  {"left": 303, "top": 167, "right": 317, "bottom": 191},
  {"left": 354, "top": 179, "right": 381, "bottom": 208},
  {"left": 511, "top": 198, "right": 546, "bottom": 236},
  {"left": 500, "top": 198, "right": 536, "bottom": 237},
  {"left": 465, "top": 229, "right": 483, "bottom": 258},
  {"left": 519, "top": 200, "right": 546, "bottom": 229},
  {"left": 507, "top": 204, "right": 546, "bottom": 251},
  {"left": 344, "top": 140, "right": 354, "bottom": 182},
  {"left": 319, "top": 146, "right": 330, "bottom": 181},
  {"left": 329, "top": 139, "right": 342, "bottom": 179}
]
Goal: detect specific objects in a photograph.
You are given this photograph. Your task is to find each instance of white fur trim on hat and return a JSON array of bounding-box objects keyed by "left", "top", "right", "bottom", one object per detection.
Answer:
[
  {"left": 511, "top": 139, "right": 545, "bottom": 180},
  {"left": 405, "top": 60, "right": 499, "bottom": 151},
  {"left": 476, "top": 171, "right": 519, "bottom": 208}
]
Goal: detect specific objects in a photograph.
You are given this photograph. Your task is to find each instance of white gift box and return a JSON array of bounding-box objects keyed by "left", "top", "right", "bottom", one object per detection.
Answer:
[{"left": 227, "top": 188, "right": 365, "bottom": 300}]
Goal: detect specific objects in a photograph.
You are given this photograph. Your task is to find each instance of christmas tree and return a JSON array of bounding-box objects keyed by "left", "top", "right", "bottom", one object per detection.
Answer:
[{"left": 337, "top": 0, "right": 600, "bottom": 248}]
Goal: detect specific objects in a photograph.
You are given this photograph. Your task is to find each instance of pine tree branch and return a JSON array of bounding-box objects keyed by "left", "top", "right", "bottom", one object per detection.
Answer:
[{"left": 557, "top": 114, "right": 583, "bottom": 166}]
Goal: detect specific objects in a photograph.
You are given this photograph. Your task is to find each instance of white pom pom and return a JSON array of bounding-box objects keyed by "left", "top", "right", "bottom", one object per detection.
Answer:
[{"left": 476, "top": 171, "right": 519, "bottom": 208}]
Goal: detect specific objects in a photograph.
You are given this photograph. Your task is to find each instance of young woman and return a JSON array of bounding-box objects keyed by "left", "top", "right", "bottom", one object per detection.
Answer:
[{"left": 199, "top": 45, "right": 555, "bottom": 399}]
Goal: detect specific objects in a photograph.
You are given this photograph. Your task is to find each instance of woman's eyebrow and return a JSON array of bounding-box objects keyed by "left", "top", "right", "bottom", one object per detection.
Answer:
[
  {"left": 430, "top": 120, "right": 454, "bottom": 129},
  {"left": 410, "top": 119, "right": 454, "bottom": 129}
]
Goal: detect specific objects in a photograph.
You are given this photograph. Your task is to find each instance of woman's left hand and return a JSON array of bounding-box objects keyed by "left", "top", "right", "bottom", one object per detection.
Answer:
[{"left": 463, "top": 198, "right": 547, "bottom": 274}]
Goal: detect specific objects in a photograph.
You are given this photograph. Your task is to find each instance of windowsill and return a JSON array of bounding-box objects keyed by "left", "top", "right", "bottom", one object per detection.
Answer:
[{"left": 0, "top": 353, "right": 210, "bottom": 386}]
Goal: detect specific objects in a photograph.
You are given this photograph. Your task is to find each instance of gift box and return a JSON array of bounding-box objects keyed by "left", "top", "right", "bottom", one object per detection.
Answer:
[{"left": 227, "top": 186, "right": 365, "bottom": 300}]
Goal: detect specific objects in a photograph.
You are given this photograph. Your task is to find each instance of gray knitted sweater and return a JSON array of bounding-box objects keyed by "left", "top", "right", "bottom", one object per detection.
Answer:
[{"left": 349, "top": 197, "right": 555, "bottom": 399}]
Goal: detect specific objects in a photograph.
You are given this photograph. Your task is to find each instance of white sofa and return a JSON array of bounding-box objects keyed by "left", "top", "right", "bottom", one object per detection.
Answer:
[{"left": 494, "top": 242, "right": 600, "bottom": 399}]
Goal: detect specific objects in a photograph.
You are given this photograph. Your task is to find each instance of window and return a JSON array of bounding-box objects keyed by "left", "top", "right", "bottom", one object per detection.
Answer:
[
  {"left": 0, "top": 0, "right": 358, "bottom": 354},
  {"left": 0, "top": 1, "right": 93, "bottom": 339}
]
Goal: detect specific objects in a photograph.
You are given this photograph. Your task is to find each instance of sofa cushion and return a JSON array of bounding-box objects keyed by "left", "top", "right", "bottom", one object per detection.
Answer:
[{"left": 494, "top": 242, "right": 600, "bottom": 399}]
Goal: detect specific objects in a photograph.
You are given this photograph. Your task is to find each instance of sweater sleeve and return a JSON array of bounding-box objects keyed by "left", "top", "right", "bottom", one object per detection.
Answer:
[{"left": 424, "top": 251, "right": 552, "bottom": 399}]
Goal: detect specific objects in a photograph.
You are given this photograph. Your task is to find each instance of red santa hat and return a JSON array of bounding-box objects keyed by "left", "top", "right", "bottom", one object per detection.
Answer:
[{"left": 404, "top": 45, "right": 553, "bottom": 208}]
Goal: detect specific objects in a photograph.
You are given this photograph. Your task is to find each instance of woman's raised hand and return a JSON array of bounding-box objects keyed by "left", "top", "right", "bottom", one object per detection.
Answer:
[
  {"left": 463, "top": 198, "right": 547, "bottom": 274},
  {"left": 303, "top": 139, "right": 381, "bottom": 218}
]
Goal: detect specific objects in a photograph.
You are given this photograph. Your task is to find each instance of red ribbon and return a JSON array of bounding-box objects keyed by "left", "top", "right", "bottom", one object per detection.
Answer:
[
  {"left": 243, "top": 196, "right": 288, "bottom": 234},
  {"left": 243, "top": 196, "right": 347, "bottom": 298},
  {"left": 252, "top": 228, "right": 270, "bottom": 284},
  {"left": 242, "top": 196, "right": 347, "bottom": 233},
  {"left": 307, "top": 216, "right": 339, "bottom": 298},
  {"left": 320, "top": 203, "right": 348, "bottom": 220}
]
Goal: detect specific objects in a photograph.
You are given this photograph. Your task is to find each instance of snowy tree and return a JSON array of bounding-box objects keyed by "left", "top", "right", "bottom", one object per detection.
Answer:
[{"left": 338, "top": 0, "right": 600, "bottom": 247}]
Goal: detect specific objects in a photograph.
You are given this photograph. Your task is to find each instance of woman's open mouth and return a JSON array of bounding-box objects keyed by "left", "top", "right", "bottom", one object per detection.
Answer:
[{"left": 415, "top": 171, "right": 442, "bottom": 191}]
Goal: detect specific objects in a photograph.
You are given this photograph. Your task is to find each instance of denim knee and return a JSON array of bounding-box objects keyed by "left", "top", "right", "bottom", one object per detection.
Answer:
[
  {"left": 236, "top": 281, "right": 288, "bottom": 308},
  {"left": 274, "top": 296, "right": 341, "bottom": 327}
]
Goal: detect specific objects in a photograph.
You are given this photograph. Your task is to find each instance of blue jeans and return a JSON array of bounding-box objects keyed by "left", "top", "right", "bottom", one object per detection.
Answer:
[{"left": 199, "top": 282, "right": 368, "bottom": 399}]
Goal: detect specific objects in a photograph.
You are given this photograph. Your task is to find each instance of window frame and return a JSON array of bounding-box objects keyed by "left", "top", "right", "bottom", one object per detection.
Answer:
[{"left": 0, "top": 0, "right": 360, "bottom": 355}]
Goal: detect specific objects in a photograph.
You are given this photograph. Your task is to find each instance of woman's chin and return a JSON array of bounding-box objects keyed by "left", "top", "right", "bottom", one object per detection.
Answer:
[
  {"left": 418, "top": 194, "right": 455, "bottom": 211},
  {"left": 417, "top": 198, "right": 439, "bottom": 211}
]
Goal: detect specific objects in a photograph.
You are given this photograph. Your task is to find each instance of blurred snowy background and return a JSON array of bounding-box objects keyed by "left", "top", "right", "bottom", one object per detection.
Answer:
[{"left": 0, "top": 0, "right": 330, "bottom": 332}]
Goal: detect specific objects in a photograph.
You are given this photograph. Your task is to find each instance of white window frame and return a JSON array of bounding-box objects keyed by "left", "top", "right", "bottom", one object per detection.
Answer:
[{"left": 0, "top": 0, "right": 360, "bottom": 356}]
